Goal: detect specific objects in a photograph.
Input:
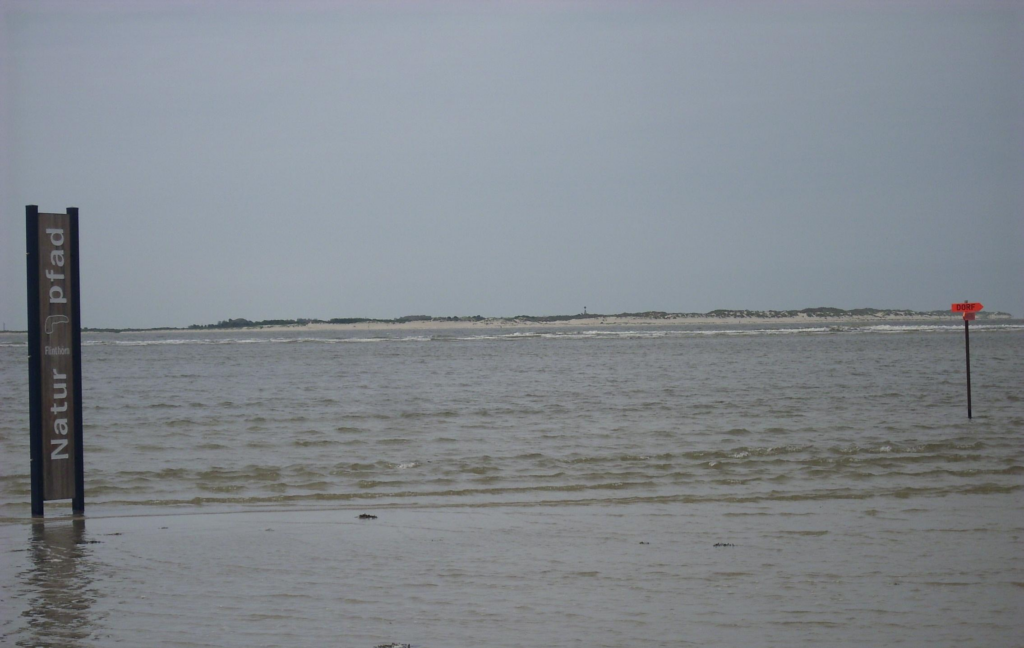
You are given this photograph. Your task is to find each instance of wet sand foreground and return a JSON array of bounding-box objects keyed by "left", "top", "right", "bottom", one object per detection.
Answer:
[{"left": 2, "top": 493, "right": 1021, "bottom": 647}]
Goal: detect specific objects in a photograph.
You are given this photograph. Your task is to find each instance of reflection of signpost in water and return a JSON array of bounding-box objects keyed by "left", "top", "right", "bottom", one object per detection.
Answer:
[
  {"left": 26, "top": 206, "right": 85, "bottom": 517},
  {"left": 951, "top": 301, "right": 983, "bottom": 420},
  {"left": 26, "top": 519, "right": 97, "bottom": 643}
]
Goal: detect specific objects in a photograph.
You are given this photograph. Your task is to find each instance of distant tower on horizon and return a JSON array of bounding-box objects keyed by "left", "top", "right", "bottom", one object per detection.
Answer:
[{"left": 583, "top": 306, "right": 587, "bottom": 315}]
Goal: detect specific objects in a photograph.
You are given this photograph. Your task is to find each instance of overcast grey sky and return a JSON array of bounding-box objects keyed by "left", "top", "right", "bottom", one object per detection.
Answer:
[{"left": 2, "top": 0, "right": 1021, "bottom": 329}]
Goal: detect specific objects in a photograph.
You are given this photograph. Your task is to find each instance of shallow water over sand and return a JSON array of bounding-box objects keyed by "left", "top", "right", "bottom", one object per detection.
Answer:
[
  {"left": 1, "top": 323, "right": 1022, "bottom": 646},
  {"left": 1, "top": 497, "right": 1021, "bottom": 648}
]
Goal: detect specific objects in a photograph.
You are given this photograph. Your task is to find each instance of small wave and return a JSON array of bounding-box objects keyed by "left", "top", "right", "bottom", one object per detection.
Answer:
[
  {"left": 725, "top": 428, "right": 751, "bottom": 436},
  {"left": 854, "top": 323, "right": 1024, "bottom": 334},
  {"left": 293, "top": 439, "right": 337, "bottom": 447},
  {"left": 399, "top": 410, "right": 459, "bottom": 419}
]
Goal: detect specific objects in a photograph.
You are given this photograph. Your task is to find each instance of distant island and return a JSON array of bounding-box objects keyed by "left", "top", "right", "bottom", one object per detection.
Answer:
[
  {"left": 66, "top": 307, "right": 1010, "bottom": 333},
  {"left": 0, "top": 307, "right": 995, "bottom": 335}
]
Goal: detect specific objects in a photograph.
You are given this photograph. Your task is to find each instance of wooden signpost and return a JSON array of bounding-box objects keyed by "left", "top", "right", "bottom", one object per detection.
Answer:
[
  {"left": 26, "top": 206, "right": 84, "bottom": 517},
  {"left": 951, "top": 301, "right": 983, "bottom": 419}
]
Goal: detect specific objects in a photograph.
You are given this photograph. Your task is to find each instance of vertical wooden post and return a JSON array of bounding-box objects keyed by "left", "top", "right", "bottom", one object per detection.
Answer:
[
  {"left": 69, "top": 207, "right": 85, "bottom": 514},
  {"left": 26, "top": 205, "right": 44, "bottom": 517}
]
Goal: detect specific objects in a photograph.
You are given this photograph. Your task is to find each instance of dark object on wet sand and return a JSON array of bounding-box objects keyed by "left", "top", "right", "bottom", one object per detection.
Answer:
[
  {"left": 639, "top": 541, "right": 650, "bottom": 545},
  {"left": 713, "top": 543, "right": 735, "bottom": 547},
  {"left": 375, "top": 644, "right": 411, "bottom": 648},
  {"left": 358, "top": 514, "right": 378, "bottom": 520}
]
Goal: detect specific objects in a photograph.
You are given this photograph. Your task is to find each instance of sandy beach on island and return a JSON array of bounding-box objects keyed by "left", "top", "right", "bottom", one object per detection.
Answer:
[
  {"left": 219, "top": 313, "right": 1007, "bottom": 334},
  {"left": 80, "top": 312, "right": 1003, "bottom": 336}
]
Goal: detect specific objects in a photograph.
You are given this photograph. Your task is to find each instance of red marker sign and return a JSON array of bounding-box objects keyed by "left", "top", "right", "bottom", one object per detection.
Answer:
[
  {"left": 951, "top": 302, "right": 983, "bottom": 313},
  {"left": 951, "top": 301, "right": 982, "bottom": 419}
]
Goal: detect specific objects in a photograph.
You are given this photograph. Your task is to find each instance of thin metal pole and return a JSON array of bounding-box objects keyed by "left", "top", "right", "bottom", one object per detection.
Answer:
[
  {"left": 26, "top": 206, "right": 44, "bottom": 518},
  {"left": 965, "top": 318, "right": 972, "bottom": 419}
]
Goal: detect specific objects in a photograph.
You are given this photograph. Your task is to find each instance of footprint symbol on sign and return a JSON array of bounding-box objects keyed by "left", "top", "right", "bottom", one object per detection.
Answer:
[{"left": 44, "top": 315, "right": 69, "bottom": 335}]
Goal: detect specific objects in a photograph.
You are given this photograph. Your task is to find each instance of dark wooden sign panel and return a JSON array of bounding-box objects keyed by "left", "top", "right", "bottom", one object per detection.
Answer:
[
  {"left": 26, "top": 206, "right": 84, "bottom": 515},
  {"left": 37, "top": 212, "right": 77, "bottom": 499}
]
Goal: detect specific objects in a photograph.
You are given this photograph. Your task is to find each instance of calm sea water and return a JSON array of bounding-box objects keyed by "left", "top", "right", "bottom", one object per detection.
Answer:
[{"left": 1, "top": 322, "right": 1022, "bottom": 646}]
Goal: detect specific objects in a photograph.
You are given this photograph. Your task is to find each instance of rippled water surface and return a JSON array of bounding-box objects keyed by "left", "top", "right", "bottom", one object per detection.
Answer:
[{"left": 1, "top": 322, "right": 1022, "bottom": 646}]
